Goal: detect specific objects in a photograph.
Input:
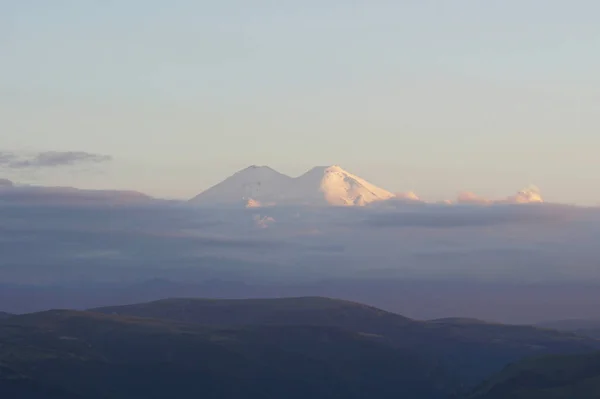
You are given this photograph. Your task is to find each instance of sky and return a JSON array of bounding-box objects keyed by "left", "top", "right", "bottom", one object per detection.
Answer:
[{"left": 1, "top": 1, "right": 599, "bottom": 203}]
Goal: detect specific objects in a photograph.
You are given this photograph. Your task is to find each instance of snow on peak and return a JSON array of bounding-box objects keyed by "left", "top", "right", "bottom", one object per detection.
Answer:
[
  {"left": 190, "top": 164, "right": 394, "bottom": 206},
  {"left": 323, "top": 165, "right": 345, "bottom": 173},
  {"left": 294, "top": 165, "right": 394, "bottom": 206}
]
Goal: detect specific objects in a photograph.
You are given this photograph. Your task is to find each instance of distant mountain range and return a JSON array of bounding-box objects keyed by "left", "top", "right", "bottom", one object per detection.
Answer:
[{"left": 189, "top": 165, "right": 545, "bottom": 207}]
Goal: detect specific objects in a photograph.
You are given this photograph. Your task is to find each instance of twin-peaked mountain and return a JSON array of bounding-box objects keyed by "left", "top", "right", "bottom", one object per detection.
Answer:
[{"left": 190, "top": 165, "right": 395, "bottom": 207}]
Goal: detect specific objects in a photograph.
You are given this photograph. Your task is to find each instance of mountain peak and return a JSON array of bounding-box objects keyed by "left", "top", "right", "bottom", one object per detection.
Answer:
[
  {"left": 309, "top": 165, "right": 348, "bottom": 173},
  {"left": 235, "top": 165, "right": 281, "bottom": 176},
  {"left": 243, "top": 164, "right": 272, "bottom": 171},
  {"left": 190, "top": 165, "right": 292, "bottom": 205},
  {"left": 325, "top": 164, "right": 344, "bottom": 172}
]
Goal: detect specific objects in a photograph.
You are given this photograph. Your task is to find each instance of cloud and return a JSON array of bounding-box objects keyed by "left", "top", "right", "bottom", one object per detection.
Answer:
[
  {"left": 0, "top": 151, "right": 112, "bottom": 169},
  {"left": 363, "top": 205, "right": 570, "bottom": 228},
  {"left": 454, "top": 187, "right": 544, "bottom": 206},
  {"left": 0, "top": 152, "right": 18, "bottom": 164},
  {"left": 369, "top": 192, "right": 424, "bottom": 209},
  {"left": 395, "top": 192, "right": 422, "bottom": 202},
  {"left": 376, "top": 187, "right": 545, "bottom": 209},
  {"left": 456, "top": 192, "right": 491, "bottom": 205},
  {"left": 501, "top": 185, "right": 544, "bottom": 204}
]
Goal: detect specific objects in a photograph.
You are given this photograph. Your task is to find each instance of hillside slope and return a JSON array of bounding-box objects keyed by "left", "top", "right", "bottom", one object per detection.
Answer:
[
  {"left": 91, "top": 297, "right": 600, "bottom": 387},
  {"left": 0, "top": 309, "right": 452, "bottom": 399}
]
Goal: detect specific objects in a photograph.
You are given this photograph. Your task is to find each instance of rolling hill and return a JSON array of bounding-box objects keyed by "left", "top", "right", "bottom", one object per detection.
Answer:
[
  {"left": 91, "top": 297, "right": 600, "bottom": 387},
  {"left": 0, "top": 309, "right": 452, "bottom": 399},
  {"left": 3, "top": 297, "right": 600, "bottom": 398}
]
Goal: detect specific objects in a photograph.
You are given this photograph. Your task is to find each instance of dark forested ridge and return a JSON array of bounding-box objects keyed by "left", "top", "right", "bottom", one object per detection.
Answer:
[{"left": 1, "top": 297, "right": 600, "bottom": 398}]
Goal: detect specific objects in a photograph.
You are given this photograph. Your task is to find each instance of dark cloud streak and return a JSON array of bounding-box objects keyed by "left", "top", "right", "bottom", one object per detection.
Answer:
[{"left": 0, "top": 150, "right": 112, "bottom": 169}]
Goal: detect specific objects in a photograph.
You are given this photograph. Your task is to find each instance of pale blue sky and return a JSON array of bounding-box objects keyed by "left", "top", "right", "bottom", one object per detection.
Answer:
[{"left": 1, "top": 1, "right": 599, "bottom": 203}]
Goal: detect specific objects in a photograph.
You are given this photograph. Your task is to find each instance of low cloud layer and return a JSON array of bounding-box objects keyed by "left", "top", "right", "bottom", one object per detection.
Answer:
[
  {"left": 456, "top": 192, "right": 491, "bottom": 205},
  {"left": 454, "top": 186, "right": 544, "bottom": 206},
  {"left": 0, "top": 151, "right": 112, "bottom": 169},
  {"left": 364, "top": 205, "right": 572, "bottom": 228},
  {"left": 384, "top": 186, "right": 545, "bottom": 207}
]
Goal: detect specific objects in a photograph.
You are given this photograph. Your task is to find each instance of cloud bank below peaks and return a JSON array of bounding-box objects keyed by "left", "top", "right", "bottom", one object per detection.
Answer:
[
  {"left": 454, "top": 186, "right": 544, "bottom": 206},
  {"left": 371, "top": 186, "right": 544, "bottom": 208}
]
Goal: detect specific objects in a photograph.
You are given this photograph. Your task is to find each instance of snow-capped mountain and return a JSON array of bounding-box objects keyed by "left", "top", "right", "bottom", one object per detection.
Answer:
[
  {"left": 291, "top": 165, "right": 394, "bottom": 206},
  {"left": 190, "top": 165, "right": 394, "bottom": 207}
]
